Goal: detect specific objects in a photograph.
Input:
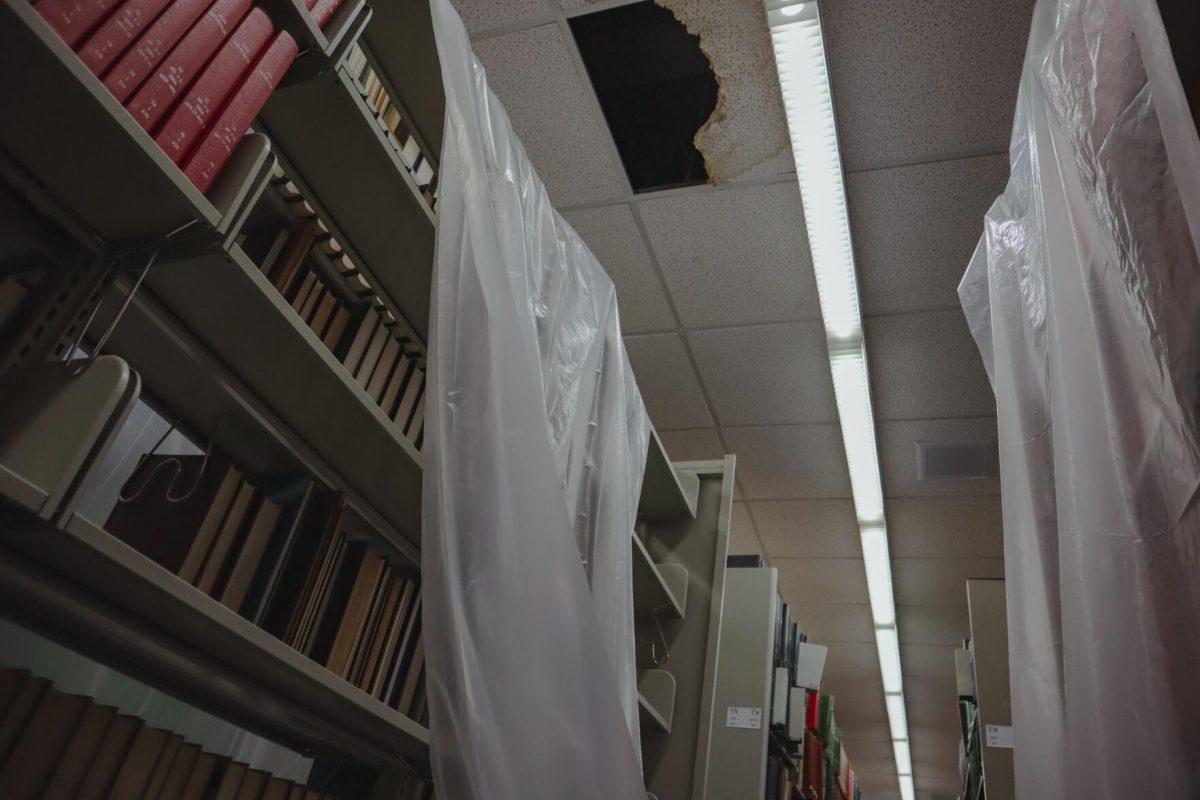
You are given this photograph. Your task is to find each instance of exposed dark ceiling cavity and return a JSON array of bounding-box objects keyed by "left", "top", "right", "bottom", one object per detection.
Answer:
[
  {"left": 1156, "top": 0, "right": 1200, "bottom": 122},
  {"left": 569, "top": 1, "right": 718, "bottom": 193}
]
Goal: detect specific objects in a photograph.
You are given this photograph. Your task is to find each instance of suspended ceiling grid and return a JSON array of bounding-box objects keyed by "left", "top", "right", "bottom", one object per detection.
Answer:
[{"left": 451, "top": 0, "right": 1035, "bottom": 797}]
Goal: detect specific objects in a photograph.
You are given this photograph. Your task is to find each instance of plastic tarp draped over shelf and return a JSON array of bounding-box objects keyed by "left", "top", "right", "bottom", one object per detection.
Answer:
[
  {"left": 421, "top": 0, "right": 649, "bottom": 797},
  {"left": 959, "top": 0, "right": 1200, "bottom": 796}
]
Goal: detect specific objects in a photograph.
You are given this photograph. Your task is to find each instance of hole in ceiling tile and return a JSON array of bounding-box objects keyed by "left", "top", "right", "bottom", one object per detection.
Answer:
[{"left": 569, "top": 0, "right": 718, "bottom": 193}]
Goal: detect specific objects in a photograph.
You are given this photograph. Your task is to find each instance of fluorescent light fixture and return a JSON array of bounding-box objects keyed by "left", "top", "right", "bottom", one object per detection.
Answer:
[
  {"left": 875, "top": 626, "right": 903, "bottom": 693},
  {"left": 885, "top": 694, "right": 908, "bottom": 740},
  {"left": 893, "top": 739, "right": 912, "bottom": 775},
  {"left": 861, "top": 525, "right": 896, "bottom": 626},
  {"left": 766, "top": 1, "right": 861, "bottom": 341},
  {"left": 766, "top": 0, "right": 912, "bottom": 795},
  {"left": 830, "top": 347, "right": 884, "bottom": 523}
]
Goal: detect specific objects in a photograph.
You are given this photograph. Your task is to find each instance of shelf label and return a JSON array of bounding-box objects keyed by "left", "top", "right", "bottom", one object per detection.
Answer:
[
  {"left": 726, "top": 706, "right": 763, "bottom": 729},
  {"left": 985, "top": 724, "right": 1014, "bottom": 749}
]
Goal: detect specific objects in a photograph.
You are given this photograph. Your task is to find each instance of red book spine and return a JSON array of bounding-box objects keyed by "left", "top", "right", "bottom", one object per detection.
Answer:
[
  {"left": 76, "top": 0, "right": 172, "bottom": 76},
  {"left": 101, "top": 0, "right": 214, "bottom": 102},
  {"left": 154, "top": 8, "right": 271, "bottom": 165},
  {"left": 183, "top": 31, "right": 297, "bottom": 192},
  {"left": 124, "top": 0, "right": 251, "bottom": 132},
  {"left": 308, "top": 0, "right": 341, "bottom": 29},
  {"left": 34, "top": 0, "right": 123, "bottom": 47}
]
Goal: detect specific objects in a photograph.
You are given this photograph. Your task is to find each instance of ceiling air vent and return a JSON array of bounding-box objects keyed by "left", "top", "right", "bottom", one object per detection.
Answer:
[{"left": 915, "top": 439, "right": 999, "bottom": 481}]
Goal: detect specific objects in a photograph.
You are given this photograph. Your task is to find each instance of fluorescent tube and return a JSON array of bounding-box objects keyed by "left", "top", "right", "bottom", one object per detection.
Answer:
[
  {"left": 861, "top": 525, "right": 896, "bottom": 627},
  {"left": 766, "top": 1, "right": 913, "bottom": 796},
  {"left": 893, "top": 739, "right": 912, "bottom": 775},
  {"left": 875, "top": 626, "right": 903, "bottom": 694},
  {"left": 885, "top": 694, "right": 908, "bottom": 740},
  {"left": 830, "top": 347, "right": 884, "bottom": 523}
]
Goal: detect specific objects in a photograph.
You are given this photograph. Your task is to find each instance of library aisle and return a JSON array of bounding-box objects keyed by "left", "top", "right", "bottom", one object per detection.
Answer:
[{"left": 0, "top": 0, "right": 1198, "bottom": 799}]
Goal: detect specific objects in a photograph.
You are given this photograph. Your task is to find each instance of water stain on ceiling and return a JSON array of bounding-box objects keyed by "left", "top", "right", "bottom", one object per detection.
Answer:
[{"left": 573, "top": 0, "right": 791, "bottom": 185}]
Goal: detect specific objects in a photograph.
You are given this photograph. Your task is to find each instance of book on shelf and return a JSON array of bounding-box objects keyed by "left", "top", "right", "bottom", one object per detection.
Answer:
[
  {"left": 27, "top": 0, "right": 298, "bottom": 199},
  {"left": 103, "top": 450, "right": 238, "bottom": 575},
  {"left": 183, "top": 30, "right": 299, "bottom": 192},
  {"left": 0, "top": 666, "right": 433, "bottom": 798},
  {"left": 76, "top": 0, "right": 173, "bottom": 76},
  {"left": 125, "top": 0, "right": 253, "bottom": 132},
  {"left": 103, "top": 450, "right": 429, "bottom": 719},
  {"left": 154, "top": 7, "right": 272, "bottom": 164},
  {"left": 344, "top": 41, "right": 438, "bottom": 211},
  {"left": 307, "top": 0, "right": 341, "bottom": 29},
  {"left": 41, "top": 701, "right": 119, "bottom": 798},
  {"left": 34, "top": 0, "right": 125, "bottom": 47},
  {"left": 101, "top": 0, "right": 213, "bottom": 102}
]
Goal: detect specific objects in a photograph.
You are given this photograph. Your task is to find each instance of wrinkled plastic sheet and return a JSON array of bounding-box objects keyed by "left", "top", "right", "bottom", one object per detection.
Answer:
[
  {"left": 421, "top": 1, "right": 649, "bottom": 797},
  {"left": 959, "top": 0, "right": 1200, "bottom": 796}
]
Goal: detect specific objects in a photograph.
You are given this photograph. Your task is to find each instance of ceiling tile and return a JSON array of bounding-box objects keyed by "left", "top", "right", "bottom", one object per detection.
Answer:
[
  {"left": 658, "top": 428, "right": 725, "bottom": 461},
  {"left": 850, "top": 757, "right": 898, "bottom": 778},
  {"left": 723, "top": 425, "right": 850, "bottom": 499},
  {"left": 751, "top": 499, "right": 859, "bottom": 558},
  {"left": 906, "top": 701, "right": 961, "bottom": 728},
  {"left": 562, "top": 204, "right": 675, "bottom": 334},
  {"left": 842, "top": 739, "right": 896, "bottom": 763},
  {"left": 912, "top": 734, "right": 962, "bottom": 765},
  {"left": 473, "top": 25, "right": 626, "bottom": 206},
  {"left": 775, "top": 558, "right": 868, "bottom": 605},
  {"left": 867, "top": 310, "right": 995, "bottom": 421},
  {"left": 897, "top": 604, "right": 971, "bottom": 647},
  {"left": 729, "top": 501, "right": 764, "bottom": 559},
  {"left": 638, "top": 182, "right": 820, "bottom": 328},
  {"left": 852, "top": 155, "right": 1010, "bottom": 315},
  {"left": 913, "top": 759, "right": 961, "bottom": 782},
  {"left": 834, "top": 692, "right": 888, "bottom": 727},
  {"left": 910, "top": 724, "right": 963, "bottom": 745},
  {"left": 624, "top": 334, "right": 713, "bottom": 429},
  {"left": 902, "top": 644, "right": 958, "bottom": 681},
  {"left": 835, "top": 721, "right": 894, "bottom": 745},
  {"left": 690, "top": 323, "right": 836, "bottom": 425},
  {"left": 879, "top": 417, "right": 1000, "bottom": 497},
  {"left": 916, "top": 775, "right": 967, "bottom": 795},
  {"left": 893, "top": 558, "right": 1004, "bottom": 607},
  {"left": 822, "top": 671, "right": 885, "bottom": 700},
  {"left": 887, "top": 496, "right": 1003, "bottom": 558},
  {"left": 856, "top": 776, "right": 901, "bottom": 799},
  {"left": 904, "top": 673, "right": 958, "bottom": 704},
  {"left": 821, "top": 641, "right": 880, "bottom": 678},
  {"left": 789, "top": 603, "right": 874, "bottom": 643},
  {"left": 822, "top": 0, "right": 1035, "bottom": 169},
  {"left": 454, "top": 0, "right": 549, "bottom": 33}
]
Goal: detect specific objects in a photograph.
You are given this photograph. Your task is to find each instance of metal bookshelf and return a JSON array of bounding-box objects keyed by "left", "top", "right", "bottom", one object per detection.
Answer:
[
  {"left": 0, "top": 513, "right": 431, "bottom": 770},
  {"left": 0, "top": 1, "right": 711, "bottom": 795},
  {"left": 103, "top": 242, "right": 425, "bottom": 552},
  {"left": 637, "top": 458, "right": 737, "bottom": 800},
  {"left": 360, "top": 0, "right": 445, "bottom": 163},
  {"left": 259, "top": 65, "right": 436, "bottom": 338}
]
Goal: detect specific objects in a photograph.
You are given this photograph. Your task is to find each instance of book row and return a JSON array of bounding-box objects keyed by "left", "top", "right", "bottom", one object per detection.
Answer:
[
  {"left": 238, "top": 188, "right": 428, "bottom": 449},
  {"left": 30, "top": 0, "right": 322, "bottom": 193},
  {"left": 0, "top": 667, "right": 369, "bottom": 800},
  {"left": 345, "top": 43, "right": 439, "bottom": 212},
  {"left": 104, "top": 450, "right": 427, "bottom": 721}
]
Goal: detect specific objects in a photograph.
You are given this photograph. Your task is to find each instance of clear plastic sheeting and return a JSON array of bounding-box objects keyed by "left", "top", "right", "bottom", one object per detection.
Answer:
[
  {"left": 421, "top": 1, "right": 650, "bottom": 797},
  {"left": 959, "top": 0, "right": 1200, "bottom": 796}
]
